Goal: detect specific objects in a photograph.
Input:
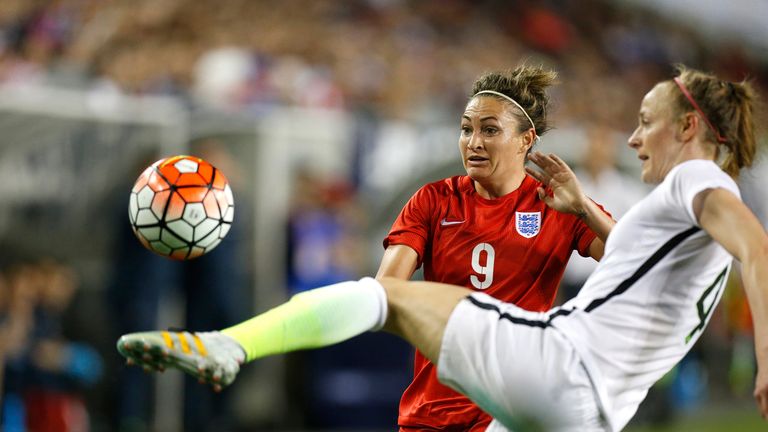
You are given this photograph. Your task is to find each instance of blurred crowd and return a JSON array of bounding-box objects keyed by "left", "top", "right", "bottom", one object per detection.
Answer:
[
  {"left": 0, "top": 0, "right": 766, "bottom": 431},
  {"left": 0, "top": 0, "right": 765, "bottom": 124}
]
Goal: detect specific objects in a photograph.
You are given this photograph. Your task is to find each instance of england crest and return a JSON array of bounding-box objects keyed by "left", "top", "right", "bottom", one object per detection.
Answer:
[{"left": 515, "top": 211, "right": 541, "bottom": 238}]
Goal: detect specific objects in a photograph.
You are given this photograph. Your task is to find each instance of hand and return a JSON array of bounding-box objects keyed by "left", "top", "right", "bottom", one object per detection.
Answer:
[
  {"left": 525, "top": 151, "right": 588, "bottom": 215},
  {"left": 756, "top": 365, "right": 768, "bottom": 419}
]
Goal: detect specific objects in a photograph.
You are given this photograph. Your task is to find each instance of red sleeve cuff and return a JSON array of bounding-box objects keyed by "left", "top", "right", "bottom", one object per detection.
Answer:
[
  {"left": 383, "top": 232, "right": 427, "bottom": 267},
  {"left": 576, "top": 230, "right": 597, "bottom": 257}
]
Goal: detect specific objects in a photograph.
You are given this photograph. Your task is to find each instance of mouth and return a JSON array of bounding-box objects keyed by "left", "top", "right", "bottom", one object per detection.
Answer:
[
  {"left": 638, "top": 155, "right": 649, "bottom": 162},
  {"left": 467, "top": 155, "right": 488, "bottom": 164}
]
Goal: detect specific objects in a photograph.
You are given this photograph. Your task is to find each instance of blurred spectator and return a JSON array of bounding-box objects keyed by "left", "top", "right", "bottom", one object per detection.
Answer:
[
  {"left": 0, "top": 269, "right": 34, "bottom": 374},
  {"left": 1, "top": 259, "right": 102, "bottom": 432},
  {"left": 1, "top": 264, "right": 38, "bottom": 432},
  {"left": 192, "top": 47, "right": 255, "bottom": 109},
  {"left": 287, "top": 170, "right": 366, "bottom": 295},
  {"left": 25, "top": 260, "right": 102, "bottom": 432}
]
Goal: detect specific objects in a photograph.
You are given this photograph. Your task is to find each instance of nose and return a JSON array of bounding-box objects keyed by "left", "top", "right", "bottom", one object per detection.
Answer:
[
  {"left": 627, "top": 127, "right": 641, "bottom": 150},
  {"left": 468, "top": 131, "right": 484, "bottom": 151}
]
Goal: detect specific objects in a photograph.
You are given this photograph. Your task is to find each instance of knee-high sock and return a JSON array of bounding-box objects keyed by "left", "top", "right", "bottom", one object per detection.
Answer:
[{"left": 221, "top": 277, "right": 387, "bottom": 362}]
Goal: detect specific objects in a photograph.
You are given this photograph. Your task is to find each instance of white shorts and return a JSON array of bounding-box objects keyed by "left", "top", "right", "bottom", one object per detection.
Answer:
[{"left": 437, "top": 293, "right": 609, "bottom": 432}]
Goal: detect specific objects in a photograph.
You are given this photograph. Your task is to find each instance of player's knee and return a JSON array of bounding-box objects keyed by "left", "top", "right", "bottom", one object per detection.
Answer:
[
  {"left": 376, "top": 277, "right": 408, "bottom": 305},
  {"left": 375, "top": 277, "right": 410, "bottom": 330}
]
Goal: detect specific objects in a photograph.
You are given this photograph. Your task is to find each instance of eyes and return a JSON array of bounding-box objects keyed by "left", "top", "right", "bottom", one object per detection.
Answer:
[{"left": 461, "top": 125, "right": 499, "bottom": 137}]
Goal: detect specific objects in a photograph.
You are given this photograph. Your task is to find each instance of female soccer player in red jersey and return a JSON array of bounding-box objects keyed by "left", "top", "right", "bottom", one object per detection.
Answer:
[{"left": 377, "top": 66, "right": 614, "bottom": 431}]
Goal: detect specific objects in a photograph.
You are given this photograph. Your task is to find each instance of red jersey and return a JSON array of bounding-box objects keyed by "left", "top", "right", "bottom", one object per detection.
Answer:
[{"left": 384, "top": 175, "right": 603, "bottom": 430}]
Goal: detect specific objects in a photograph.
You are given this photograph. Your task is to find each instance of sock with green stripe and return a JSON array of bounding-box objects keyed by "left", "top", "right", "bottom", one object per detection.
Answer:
[{"left": 221, "top": 277, "right": 388, "bottom": 362}]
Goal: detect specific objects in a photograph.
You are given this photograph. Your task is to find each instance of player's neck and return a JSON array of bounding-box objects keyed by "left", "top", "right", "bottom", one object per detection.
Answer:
[
  {"left": 473, "top": 171, "right": 526, "bottom": 199},
  {"left": 673, "top": 139, "right": 717, "bottom": 166}
]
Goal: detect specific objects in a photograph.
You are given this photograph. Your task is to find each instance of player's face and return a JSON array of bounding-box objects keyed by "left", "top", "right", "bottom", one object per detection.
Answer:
[
  {"left": 627, "top": 83, "right": 683, "bottom": 184},
  {"left": 459, "top": 96, "right": 531, "bottom": 186}
]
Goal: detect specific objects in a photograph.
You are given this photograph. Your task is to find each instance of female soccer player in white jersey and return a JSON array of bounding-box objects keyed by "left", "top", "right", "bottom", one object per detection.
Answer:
[{"left": 119, "top": 65, "right": 768, "bottom": 431}]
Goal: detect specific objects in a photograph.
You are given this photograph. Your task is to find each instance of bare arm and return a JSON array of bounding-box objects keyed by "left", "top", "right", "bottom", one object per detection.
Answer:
[
  {"left": 695, "top": 188, "right": 768, "bottom": 419},
  {"left": 376, "top": 244, "right": 419, "bottom": 280},
  {"left": 526, "top": 151, "right": 616, "bottom": 261}
]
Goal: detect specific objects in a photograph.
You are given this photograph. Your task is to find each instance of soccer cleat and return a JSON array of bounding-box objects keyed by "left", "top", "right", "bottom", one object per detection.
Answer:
[{"left": 117, "top": 330, "right": 246, "bottom": 391}]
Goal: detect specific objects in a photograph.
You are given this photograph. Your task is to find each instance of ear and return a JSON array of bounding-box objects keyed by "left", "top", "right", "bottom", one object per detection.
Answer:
[
  {"left": 519, "top": 129, "right": 536, "bottom": 154},
  {"left": 678, "top": 112, "right": 699, "bottom": 142}
]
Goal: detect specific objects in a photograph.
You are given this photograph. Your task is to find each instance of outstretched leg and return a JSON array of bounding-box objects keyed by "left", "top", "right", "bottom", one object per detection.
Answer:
[{"left": 117, "top": 277, "right": 472, "bottom": 390}]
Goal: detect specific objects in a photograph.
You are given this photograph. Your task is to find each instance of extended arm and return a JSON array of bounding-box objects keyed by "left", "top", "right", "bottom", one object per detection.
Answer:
[
  {"left": 695, "top": 188, "right": 768, "bottom": 419},
  {"left": 526, "top": 151, "right": 616, "bottom": 260}
]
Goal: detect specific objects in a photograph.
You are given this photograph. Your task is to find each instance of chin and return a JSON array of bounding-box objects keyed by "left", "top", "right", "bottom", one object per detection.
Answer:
[{"left": 465, "top": 168, "right": 487, "bottom": 181}]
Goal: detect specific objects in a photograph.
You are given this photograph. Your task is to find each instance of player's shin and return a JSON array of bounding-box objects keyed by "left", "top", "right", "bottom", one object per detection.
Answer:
[{"left": 221, "top": 277, "right": 388, "bottom": 362}]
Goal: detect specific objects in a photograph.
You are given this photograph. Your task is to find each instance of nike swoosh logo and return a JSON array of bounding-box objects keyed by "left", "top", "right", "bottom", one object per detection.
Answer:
[{"left": 440, "top": 218, "right": 465, "bottom": 226}]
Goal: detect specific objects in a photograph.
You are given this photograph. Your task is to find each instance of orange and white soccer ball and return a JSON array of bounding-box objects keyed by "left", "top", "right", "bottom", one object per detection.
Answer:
[{"left": 128, "top": 155, "right": 234, "bottom": 260}]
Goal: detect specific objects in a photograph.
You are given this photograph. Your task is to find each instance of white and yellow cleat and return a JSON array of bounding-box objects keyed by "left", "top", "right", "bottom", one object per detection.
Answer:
[{"left": 117, "top": 330, "right": 245, "bottom": 392}]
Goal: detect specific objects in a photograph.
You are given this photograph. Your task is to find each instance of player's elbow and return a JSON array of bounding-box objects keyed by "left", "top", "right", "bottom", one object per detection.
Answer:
[{"left": 588, "top": 239, "right": 605, "bottom": 262}]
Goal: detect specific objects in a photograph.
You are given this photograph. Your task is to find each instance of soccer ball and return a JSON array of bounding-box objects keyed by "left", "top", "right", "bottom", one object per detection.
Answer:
[{"left": 128, "top": 155, "right": 234, "bottom": 260}]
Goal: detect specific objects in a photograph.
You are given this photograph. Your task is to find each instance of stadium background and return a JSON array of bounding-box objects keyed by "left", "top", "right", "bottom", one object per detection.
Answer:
[{"left": 0, "top": 0, "right": 766, "bottom": 431}]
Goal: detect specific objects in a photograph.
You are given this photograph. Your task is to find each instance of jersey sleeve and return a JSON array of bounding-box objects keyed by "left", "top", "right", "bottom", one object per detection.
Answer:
[
  {"left": 383, "top": 185, "right": 437, "bottom": 266},
  {"left": 571, "top": 199, "right": 612, "bottom": 258},
  {"left": 670, "top": 161, "right": 741, "bottom": 226}
]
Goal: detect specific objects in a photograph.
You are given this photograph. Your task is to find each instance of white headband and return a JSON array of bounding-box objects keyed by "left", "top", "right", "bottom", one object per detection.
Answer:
[{"left": 473, "top": 90, "right": 538, "bottom": 138}]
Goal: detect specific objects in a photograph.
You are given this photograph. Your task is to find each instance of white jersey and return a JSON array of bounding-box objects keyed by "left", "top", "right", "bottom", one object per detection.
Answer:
[{"left": 549, "top": 159, "right": 739, "bottom": 430}]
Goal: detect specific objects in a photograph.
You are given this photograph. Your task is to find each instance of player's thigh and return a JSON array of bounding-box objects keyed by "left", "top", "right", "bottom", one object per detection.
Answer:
[{"left": 437, "top": 293, "right": 606, "bottom": 431}]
